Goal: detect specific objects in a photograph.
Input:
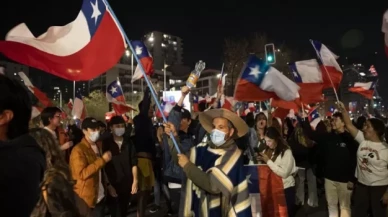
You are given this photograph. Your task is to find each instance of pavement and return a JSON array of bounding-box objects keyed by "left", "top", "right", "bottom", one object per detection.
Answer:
[{"left": 124, "top": 193, "right": 329, "bottom": 217}]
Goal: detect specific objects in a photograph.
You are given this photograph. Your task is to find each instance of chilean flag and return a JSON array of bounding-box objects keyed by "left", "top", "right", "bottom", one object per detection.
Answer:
[
  {"left": 308, "top": 106, "right": 321, "bottom": 129},
  {"left": 310, "top": 40, "right": 343, "bottom": 89},
  {"left": 18, "top": 72, "right": 53, "bottom": 107},
  {"left": 289, "top": 59, "right": 324, "bottom": 104},
  {"left": 106, "top": 80, "right": 136, "bottom": 115},
  {"left": 348, "top": 81, "right": 376, "bottom": 100},
  {"left": 245, "top": 165, "right": 288, "bottom": 217},
  {"left": 31, "top": 106, "right": 44, "bottom": 120},
  {"left": 67, "top": 99, "right": 73, "bottom": 110},
  {"left": 131, "top": 41, "right": 154, "bottom": 83},
  {"left": 0, "top": 0, "right": 125, "bottom": 81},
  {"left": 234, "top": 55, "right": 300, "bottom": 102},
  {"left": 72, "top": 92, "right": 87, "bottom": 120},
  {"left": 382, "top": 10, "right": 388, "bottom": 58}
]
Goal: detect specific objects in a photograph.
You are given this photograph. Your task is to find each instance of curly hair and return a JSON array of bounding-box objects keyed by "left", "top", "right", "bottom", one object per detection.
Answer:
[{"left": 29, "top": 128, "right": 80, "bottom": 217}]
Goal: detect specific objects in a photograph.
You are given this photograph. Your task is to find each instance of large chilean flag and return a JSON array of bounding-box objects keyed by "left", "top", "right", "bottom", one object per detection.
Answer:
[{"left": 0, "top": 0, "right": 125, "bottom": 81}]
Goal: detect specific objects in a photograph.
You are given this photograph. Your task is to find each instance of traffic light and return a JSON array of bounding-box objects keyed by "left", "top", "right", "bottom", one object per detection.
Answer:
[{"left": 265, "top": 43, "right": 276, "bottom": 65}]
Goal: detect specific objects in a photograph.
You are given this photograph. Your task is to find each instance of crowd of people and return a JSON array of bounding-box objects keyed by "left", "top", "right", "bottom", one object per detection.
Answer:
[{"left": 0, "top": 72, "right": 388, "bottom": 217}]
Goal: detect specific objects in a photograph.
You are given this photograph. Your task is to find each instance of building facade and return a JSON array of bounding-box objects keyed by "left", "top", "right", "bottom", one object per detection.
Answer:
[
  {"left": 169, "top": 69, "right": 220, "bottom": 96},
  {"left": 143, "top": 31, "right": 183, "bottom": 70}
]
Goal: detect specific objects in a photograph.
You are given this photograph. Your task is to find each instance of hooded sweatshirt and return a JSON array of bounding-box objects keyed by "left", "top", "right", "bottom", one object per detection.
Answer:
[{"left": 0, "top": 134, "right": 46, "bottom": 216}]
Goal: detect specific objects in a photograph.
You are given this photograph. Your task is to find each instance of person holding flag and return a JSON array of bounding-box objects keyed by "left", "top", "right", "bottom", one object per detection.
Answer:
[{"left": 164, "top": 108, "right": 251, "bottom": 217}]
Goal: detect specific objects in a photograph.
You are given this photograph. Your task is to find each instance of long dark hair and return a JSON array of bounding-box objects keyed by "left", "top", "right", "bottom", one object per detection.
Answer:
[{"left": 265, "top": 127, "right": 290, "bottom": 160}]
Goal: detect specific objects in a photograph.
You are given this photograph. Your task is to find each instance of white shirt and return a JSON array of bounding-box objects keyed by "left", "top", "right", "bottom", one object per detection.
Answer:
[
  {"left": 90, "top": 144, "right": 105, "bottom": 203},
  {"left": 44, "top": 127, "right": 57, "bottom": 139},
  {"left": 114, "top": 139, "right": 123, "bottom": 150},
  {"left": 266, "top": 149, "right": 297, "bottom": 189},
  {"left": 354, "top": 131, "right": 388, "bottom": 186}
]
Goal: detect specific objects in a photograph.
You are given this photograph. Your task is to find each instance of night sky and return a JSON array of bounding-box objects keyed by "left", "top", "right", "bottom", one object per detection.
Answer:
[{"left": 1, "top": 1, "right": 388, "bottom": 97}]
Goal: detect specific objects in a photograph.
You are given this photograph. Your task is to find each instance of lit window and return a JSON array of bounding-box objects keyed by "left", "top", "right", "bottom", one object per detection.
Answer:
[
  {"left": 163, "top": 34, "right": 168, "bottom": 38},
  {"left": 176, "top": 80, "right": 182, "bottom": 83},
  {"left": 161, "top": 43, "right": 166, "bottom": 47},
  {"left": 173, "top": 41, "right": 177, "bottom": 45}
]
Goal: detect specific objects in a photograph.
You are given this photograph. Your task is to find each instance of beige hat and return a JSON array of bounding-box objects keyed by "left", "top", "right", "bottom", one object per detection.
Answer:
[{"left": 199, "top": 109, "right": 249, "bottom": 138}]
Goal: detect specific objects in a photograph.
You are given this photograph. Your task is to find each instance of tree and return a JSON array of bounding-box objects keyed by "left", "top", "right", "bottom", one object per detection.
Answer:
[
  {"left": 223, "top": 33, "right": 300, "bottom": 96},
  {"left": 83, "top": 90, "right": 109, "bottom": 121}
]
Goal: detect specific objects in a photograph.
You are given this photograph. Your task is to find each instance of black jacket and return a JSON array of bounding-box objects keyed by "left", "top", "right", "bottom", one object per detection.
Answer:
[
  {"left": 0, "top": 134, "right": 46, "bottom": 216},
  {"left": 302, "top": 120, "right": 359, "bottom": 182}
]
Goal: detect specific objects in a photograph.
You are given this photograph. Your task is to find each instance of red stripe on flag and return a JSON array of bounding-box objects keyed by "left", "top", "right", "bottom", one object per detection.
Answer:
[
  {"left": 348, "top": 87, "right": 374, "bottom": 99},
  {"left": 320, "top": 65, "right": 343, "bottom": 90},
  {"left": 234, "top": 79, "right": 276, "bottom": 101},
  {"left": 0, "top": 13, "right": 124, "bottom": 81},
  {"left": 258, "top": 165, "right": 288, "bottom": 217}
]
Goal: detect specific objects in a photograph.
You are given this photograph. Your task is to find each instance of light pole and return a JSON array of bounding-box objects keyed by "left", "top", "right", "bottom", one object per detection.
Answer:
[
  {"left": 164, "top": 62, "right": 169, "bottom": 91},
  {"left": 54, "top": 87, "right": 62, "bottom": 108}
]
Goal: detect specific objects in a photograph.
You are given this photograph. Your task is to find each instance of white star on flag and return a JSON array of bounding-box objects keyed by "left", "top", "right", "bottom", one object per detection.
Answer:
[
  {"left": 249, "top": 65, "right": 260, "bottom": 78},
  {"left": 90, "top": 0, "right": 101, "bottom": 25},
  {"left": 135, "top": 46, "right": 143, "bottom": 55},
  {"left": 110, "top": 86, "right": 117, "bottom": 94},
  {"left": 246, "top": 174, "right": 252, "bottom": 184},
  {"left": 293, "top": 71, "right": 298, "bottom": 77}
]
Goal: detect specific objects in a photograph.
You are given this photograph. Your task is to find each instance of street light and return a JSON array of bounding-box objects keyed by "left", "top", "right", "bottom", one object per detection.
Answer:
[
  {"left": 359, "top": 72, "right": 366, "bottom": 76},
  {"left": 54, "top": 87, "right": 62, "bottom": 108}
]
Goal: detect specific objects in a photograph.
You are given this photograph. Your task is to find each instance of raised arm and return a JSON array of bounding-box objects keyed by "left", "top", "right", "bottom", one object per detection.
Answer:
[{"left": 337, "top": 101, "right": 359, "bottom": 138}]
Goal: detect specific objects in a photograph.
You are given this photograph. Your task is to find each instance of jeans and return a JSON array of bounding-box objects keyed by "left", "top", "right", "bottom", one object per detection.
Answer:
[
  {"left": 92, "top": 198, "right": 106, "bottom": 217},
  {"left": 325, "top": 178, "right": 352, "bottom": 217},
  {"left": 296, "top": 168, "right": 319, "bottom": 207}
]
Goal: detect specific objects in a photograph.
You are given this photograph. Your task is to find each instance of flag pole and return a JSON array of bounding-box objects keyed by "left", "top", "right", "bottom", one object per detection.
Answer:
[
  {"left": 73, "top": 81, "right": 76, "bottom": 102},
  {"left": 104, "top": 0, "right": 181, "bottom": 153},
  {"left": 131, "top": 53, "right": 134, "bottom": 118},
  {"left": 310, "top": 40, "right": 340, "bottom": 102}
]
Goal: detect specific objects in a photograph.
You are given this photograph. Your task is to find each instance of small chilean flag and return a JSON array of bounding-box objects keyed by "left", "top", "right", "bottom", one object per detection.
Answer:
[
  {"left": 18, "top": 72, "right": 53, "bottom": 107},
  {"left": 106, "top": 80, "right": 136, "bottom": 114},
  {"left": 131, "top": 41, "right": 154, "bottom": 83},
  {"left": 310, "top": 40, "right": 343, "bottom": 89},
  {"left": 0, "top": 0, "right": 125, "bottom": 81},
  {"left": 348, "top": 81, "right": 376, "bottom": 100}
]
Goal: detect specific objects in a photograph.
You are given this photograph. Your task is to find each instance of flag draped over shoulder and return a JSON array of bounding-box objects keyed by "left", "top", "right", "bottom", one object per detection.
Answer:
[
  {"left": 183, "top": 138, "right": 251, "bottom": 217},
  {"left": 244, "top": 165, "right": 288, "bottom": 217},
  {"left": 0, "top": 0, "right": 125, "bottom": 81}
]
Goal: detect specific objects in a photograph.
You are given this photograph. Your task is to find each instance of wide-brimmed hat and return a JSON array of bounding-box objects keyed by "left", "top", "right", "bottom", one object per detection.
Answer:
[{"left": 199, "top": 109, "right": 249, "bottom": 138}]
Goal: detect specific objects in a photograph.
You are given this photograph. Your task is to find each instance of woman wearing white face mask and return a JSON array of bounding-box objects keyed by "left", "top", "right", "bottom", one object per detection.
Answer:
[
  {"left": 102, "top": 116, "right": 138, "bottom": 217},
  {"left": 69, "top": 117, "right": 115, "bottom": 217}
]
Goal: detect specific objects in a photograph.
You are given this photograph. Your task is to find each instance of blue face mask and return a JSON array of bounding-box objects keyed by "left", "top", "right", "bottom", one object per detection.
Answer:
[{"left": 210, "top": 129, "right": 227, "bottom": 147}]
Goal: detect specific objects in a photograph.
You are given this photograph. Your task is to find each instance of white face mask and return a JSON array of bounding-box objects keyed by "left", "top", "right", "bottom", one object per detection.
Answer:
[
  {"left": 210, "top": 129, "right": 227, "bottom": 147},
  {"left": 114, "top": 128, "right": 125, "bottom": 137},
  {"left": 88, "top": 131, "right": 100, "bottom": 142}
]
